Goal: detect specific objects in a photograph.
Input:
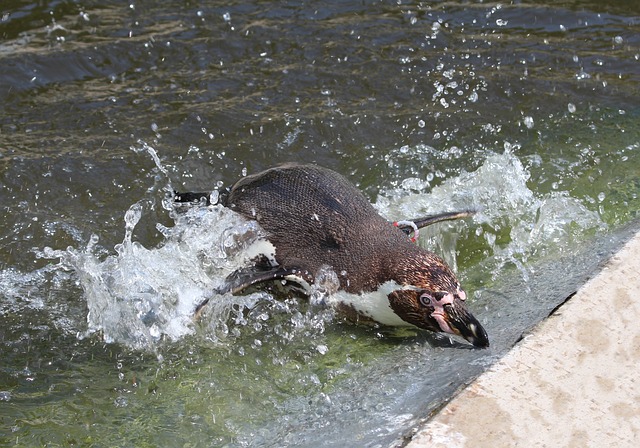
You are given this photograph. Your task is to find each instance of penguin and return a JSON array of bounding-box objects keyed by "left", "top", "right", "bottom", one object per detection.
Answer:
[{"left": 175, "top": 163, "right": 489, "bottom": 348}]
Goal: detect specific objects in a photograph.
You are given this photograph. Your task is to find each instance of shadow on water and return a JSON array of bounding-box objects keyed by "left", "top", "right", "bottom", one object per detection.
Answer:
[{"left": 1, "top": 0, "right": 640, "bottom": 446}]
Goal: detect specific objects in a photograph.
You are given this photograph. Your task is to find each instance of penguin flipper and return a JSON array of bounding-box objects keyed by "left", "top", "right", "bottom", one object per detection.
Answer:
[
  {"left": 398, "top": 210, "right": 475, "bottom": 234},
  {"left": 223, "top": 265, "right": 309, "bottom": 295},
  {"left": 193, "top": 265, "right": 313, "bottom": 318}
]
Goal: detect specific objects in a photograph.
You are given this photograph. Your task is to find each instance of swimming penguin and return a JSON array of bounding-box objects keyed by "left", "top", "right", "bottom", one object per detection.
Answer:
[{"left": 175, "top": 163, "right": 489, "bottom": 348}]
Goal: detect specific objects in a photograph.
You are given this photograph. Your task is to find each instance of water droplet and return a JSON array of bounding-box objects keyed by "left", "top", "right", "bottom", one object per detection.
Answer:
[
  {"left": 523, "top": 116, "right": 534, "bottom": 129},
  {"left": 597, "top": 192, "right": 605, "bottom": 202},
  {"left": 149, "top": 324, "right": 161, "bottom": 339},
  {"left": 614, "top": 35, "right": 623, "bottom": 44},
  {"left": 417, "top": 119, "right": 425, "bottom": 128},
  {"left": 222, "top": 12, "right": 231, "bottom": 22},
  {"left": 567, "top": 103, "right": 576, "bottom": 113}
]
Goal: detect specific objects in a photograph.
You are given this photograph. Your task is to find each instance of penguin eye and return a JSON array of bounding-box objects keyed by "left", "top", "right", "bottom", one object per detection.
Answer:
[{"left": 419, "top": 293, "right": 434, "bottom": 307}]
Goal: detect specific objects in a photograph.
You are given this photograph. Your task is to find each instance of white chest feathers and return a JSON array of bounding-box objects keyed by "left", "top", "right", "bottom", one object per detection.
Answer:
[{"left": 328, "top": 281, "right": 413, "bottom": 327}]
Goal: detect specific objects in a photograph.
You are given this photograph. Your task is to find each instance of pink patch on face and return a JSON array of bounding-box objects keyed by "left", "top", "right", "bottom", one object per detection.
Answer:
[{"left": 423, "top": 292, "right": 456, "bottom": 335}]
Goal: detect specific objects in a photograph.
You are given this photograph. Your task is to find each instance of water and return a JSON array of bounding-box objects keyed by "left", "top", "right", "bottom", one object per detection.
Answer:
[{"left": 1, "top": 1, "right": 639, "bottom": 446}]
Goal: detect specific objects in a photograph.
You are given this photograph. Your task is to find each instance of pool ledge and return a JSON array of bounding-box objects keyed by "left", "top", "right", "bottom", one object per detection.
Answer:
[{"left": 405, "top": 230, "right": 640, "bottom": 447}]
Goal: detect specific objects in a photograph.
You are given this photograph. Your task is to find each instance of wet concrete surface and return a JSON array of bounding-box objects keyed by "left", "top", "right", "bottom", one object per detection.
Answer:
[{"left": 406, "top": 231, "right": 640, "bottom": 447}]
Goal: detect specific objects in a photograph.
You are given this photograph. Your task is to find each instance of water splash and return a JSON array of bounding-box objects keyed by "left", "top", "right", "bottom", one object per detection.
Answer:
[
  {"left": 375, "top": 150, "right": 605, "bottom": 283},
  {"left": 45, "top": 200, "right": 269, "bottom": 350}
]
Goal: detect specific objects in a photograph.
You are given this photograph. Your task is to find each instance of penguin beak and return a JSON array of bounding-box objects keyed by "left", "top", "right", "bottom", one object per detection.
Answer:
[
  {"left": 434, "top": 296, "right": 489, "bottom": 348},
  {"left": 421, "top": 289, "right": 489, "bottom": 348}
]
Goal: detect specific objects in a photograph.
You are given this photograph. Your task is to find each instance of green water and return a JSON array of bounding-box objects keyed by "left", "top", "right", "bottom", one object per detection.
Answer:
[{"left": 1, "top": 1, "right": 639, "bottom": 446}]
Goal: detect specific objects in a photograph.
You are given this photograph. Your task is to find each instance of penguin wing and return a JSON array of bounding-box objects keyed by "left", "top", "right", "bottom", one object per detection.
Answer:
[
  {"left": 193, "top": 264, "right": 315, "bottom": 318},
  {"left": 223, "top": 264, "right": 314, "bottom": 295}
]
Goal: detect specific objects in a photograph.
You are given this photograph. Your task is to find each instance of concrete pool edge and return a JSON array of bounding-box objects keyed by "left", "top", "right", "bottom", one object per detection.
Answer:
[{"left": 403, "top": 230, "right": 640, "bottom": 447}]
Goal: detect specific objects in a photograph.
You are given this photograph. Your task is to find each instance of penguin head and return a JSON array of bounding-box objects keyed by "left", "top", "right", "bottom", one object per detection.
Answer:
[{"left": 388, "top": 252, "right": 489, "bottom": 348}]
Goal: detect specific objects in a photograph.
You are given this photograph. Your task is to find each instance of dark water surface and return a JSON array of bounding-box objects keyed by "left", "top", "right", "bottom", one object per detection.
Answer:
[{"left": 1, "top": 1, "right": 639, "bottom": 446}]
